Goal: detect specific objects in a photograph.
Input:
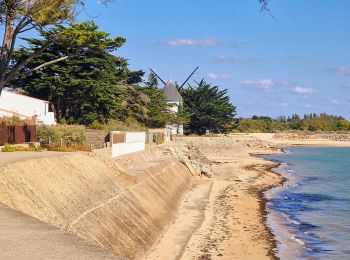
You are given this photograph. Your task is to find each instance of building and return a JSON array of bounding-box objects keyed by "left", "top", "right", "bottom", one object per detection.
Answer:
[
  {"left": 163, "top": 81, "right": 184, "bottom": 135},
  {"left": 0, "top": 90, "right": 56, "bottom": 125}
]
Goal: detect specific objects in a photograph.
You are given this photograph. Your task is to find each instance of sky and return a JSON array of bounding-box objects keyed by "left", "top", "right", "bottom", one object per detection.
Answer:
[{"left": 78, "top": 0, "right": 350, "bottom": 119}]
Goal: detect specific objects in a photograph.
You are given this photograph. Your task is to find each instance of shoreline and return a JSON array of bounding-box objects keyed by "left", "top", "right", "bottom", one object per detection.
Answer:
[
  {"left": 260, "top": 142, "right": 350, "bottom": 260},
  {"left": 153, "top": 135, "right": 350, "bottom": 260},
  {"left": 148, "top": 136, "right": 287, "bottom": 259},
  {"left": 255, "top": 161, "right": 286, "bottom": 260}
]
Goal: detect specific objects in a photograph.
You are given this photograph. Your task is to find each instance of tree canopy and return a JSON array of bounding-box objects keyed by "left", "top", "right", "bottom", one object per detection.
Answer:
[
  {"left": 8, "top": 22, "right": 168, "bottom": 127},
  {"left": 0, "top": 0, "right": 114, "bottom": 92},
  {"left": 180, "top": 80, "right": 236, "bottom": 135},
  {"left": 235, "top": 113, "right": 350, "bottom": 133}
]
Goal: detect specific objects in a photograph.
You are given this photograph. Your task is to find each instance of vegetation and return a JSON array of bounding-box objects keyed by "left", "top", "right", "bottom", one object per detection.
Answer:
[
  {"left": 234, "top": 113, "right": 350, "bottom": 133},
  {"left": 11, "top": 22, "right": 127, "bottom": 124},
  {"left": 1, "top": 1, "right": 273, "bottom": 136},
  {"left": 88, "top": 119, "right": 146, "bottom": 131},
  {"left": 37, "top": 124, "right": 86, "bottom": 147},
  {"left": 180, "top": 80, "right": 236, "bottom": 135},
  {"left": 1, "top": 144, "right": 44, "bottom": 152},
  {"left": 46, "top": 145, "right": 90, "bottom": 152},
  {"left": 146, "top": 72, "right": 159, "bottom": 89},
  {"left": 0, "top": 116, "right": 34, "bottom": 126},
  {"left": 0, "top": 0, "right": 112, "bottom": 92},
  {"left": 9, "top": 22, "right": 171, "bottom": 127}
]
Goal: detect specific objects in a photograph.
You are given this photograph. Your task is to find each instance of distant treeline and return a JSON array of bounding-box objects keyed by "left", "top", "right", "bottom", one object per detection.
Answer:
[{"left": 234, "top": 113, "right": 350, "bottom": 133}]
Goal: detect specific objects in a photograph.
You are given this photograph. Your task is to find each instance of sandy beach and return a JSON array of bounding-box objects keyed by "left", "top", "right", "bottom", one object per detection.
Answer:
[
  {"left": 146, "top": 134, "right": 285, "bottom": 259},
  {"left": 146, "top": 133, "right": 350, "bottom": 259}
]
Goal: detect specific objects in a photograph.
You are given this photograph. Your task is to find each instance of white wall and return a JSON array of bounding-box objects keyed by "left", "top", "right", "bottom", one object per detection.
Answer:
[
  {"left": 167, "top": 124, "right": 184, "bottom": 135},
  {"left": 111, "top": 131, "right": 145, "bottom": 158},
  {"left": 0, "top": 90, "right": 56, "bottom": 125},
  {"left": 165, "top": 129, "right": 171, "bottom": 142},
  {"left": 167, "top": 101, "right": 180, "bottom": 113}
]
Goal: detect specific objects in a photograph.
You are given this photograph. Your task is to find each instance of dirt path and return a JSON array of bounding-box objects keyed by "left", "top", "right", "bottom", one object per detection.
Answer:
[{"left": 0, "top": 203, "right": 121, "bottom": 260}]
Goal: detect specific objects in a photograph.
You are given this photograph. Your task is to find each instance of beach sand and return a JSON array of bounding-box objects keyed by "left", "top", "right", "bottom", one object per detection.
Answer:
[
  {"left": 147, "top": 134, "right": 285, "bottom": 259},
  {"left": 147, "top": 133, "right": 350, "bottom": 259}
]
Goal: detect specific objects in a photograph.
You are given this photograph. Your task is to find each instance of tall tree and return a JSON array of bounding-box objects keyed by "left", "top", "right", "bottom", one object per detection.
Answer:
[
  {"left": 146, "top": 72, "right": 158, "bottom": 89},
  {"left": 0, "top": 0, "right": 269, "bottom": 93},
  {"left": 10, "top": 22, "right": 128, "bottom": 124},
  {"left": 180, "top": 80, "right": 236, "bottom": 135},
  {"left": 0, "top": 0, "right": 113, "bottom": 93}
]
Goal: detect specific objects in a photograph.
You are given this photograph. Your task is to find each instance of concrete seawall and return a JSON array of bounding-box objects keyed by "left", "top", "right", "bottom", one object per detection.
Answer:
[{"left": 0, "top": 154, "right": 192, "bottom": 259}]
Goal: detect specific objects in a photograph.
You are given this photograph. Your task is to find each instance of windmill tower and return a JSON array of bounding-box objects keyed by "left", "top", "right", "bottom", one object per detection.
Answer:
[{"left": 149, "top": 67, "right": 199, "bottom": 135}]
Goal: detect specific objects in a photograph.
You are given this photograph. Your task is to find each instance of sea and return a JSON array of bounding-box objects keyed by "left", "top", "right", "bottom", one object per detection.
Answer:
[{"left": 263, "top": 147, "right": 350, "bottom": 260}]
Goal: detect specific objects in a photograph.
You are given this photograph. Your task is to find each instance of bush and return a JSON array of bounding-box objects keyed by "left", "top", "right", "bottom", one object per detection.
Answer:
[
  {"left": 37, "top": 124, "right": 86, "bottom": 147},
  {"left": 153, "top": 132, "right": 165, "bottom": 144},
  {"left": 88, "top": 119, "right": 147, "bottom": 131},
  {"left": 0, "top": 116, "right": 34, "bottom": 126},
  {"left": 47, "top": 145, "right": 91, "bottom": 152},
  {"left": 1, "top": 144, "right": 44, "bottom": 152}
]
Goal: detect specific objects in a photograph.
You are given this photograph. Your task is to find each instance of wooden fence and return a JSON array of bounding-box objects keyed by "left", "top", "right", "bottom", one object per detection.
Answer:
[{"left": 0, "top": 125, "right": 36, "bottom": 146}]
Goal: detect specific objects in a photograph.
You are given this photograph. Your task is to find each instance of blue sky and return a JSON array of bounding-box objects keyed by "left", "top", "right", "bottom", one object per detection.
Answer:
[{"left": 80, "top": 0, "right": 350, "bottom": 119}]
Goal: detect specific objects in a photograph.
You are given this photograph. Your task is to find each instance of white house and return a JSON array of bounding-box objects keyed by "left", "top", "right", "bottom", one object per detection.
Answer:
[
  {"left": 0, "top": 90, "right": 56, "bottom": 125},
  {"left": 163, "top": 81, "right": 184, "bottom": 135}
]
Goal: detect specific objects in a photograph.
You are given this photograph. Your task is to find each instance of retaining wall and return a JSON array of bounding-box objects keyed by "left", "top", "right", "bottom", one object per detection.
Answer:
[
  {"left": 0, "top": 154, "right": 192, "bottom": 259},
  {"left": 85, "top": 129, "right": 110, "bottom": 149}
]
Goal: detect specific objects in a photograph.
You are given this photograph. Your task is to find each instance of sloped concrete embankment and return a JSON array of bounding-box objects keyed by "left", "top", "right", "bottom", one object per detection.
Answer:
[{"left": 0, "top": 154, "right": 192, "bottom": 259}]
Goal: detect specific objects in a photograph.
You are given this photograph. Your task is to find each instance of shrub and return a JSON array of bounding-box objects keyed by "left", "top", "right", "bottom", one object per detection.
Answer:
[
  {"left": 47, "top": 145, "right": 91, "bottom": 152},
  {"left": 37, "top": 124, "right": 86, "bottom": 147},
  {"left": 0, "top": 116, "right": 34, "bottom": 126},
  {"left": 153, "top": 132, "right": 164, "bottom": 144},
  {"left": 1, "top": 144, "right": 44, "bottom": 152},
  {"left": 107, "top": 119, "right": 147, "bottom": 131}
]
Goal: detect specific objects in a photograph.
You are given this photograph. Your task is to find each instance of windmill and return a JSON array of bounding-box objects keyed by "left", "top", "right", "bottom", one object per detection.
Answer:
[
  {"left": 148, "top": 66, "right": 199, "bottom": 135},
  {"left": 149, "top": 66, "right": 199, "bottom": 91}
]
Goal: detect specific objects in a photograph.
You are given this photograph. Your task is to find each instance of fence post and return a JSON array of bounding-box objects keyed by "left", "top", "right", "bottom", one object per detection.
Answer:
[
  {"left": 48, "top": 137, "right": 51, "bottom": 146},
  {"left": 60, "top": 138, "right": 63, "bottom": 147}
]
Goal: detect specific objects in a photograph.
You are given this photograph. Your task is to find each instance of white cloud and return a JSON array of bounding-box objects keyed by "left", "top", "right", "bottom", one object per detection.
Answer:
[
  {"left": 292, "top": 86, "right": 318, "bottom": 95},
  {"left": 337, "top": 67, "right": 350, "bottom": 76},
  {"left": 331, "top": 99, "right": 349, "bottom": 105},
  {"left": 240, "top": 79, "right": 274, "bottom": 91},
  {"left": 215, "top": 56, "right": 263, "bottom": 63},
  {"left": 164, "top": 38, "right": 221, "bottom": 47},
  {"left": 208, "top": 72, "right": 232, "bottom": 80}
]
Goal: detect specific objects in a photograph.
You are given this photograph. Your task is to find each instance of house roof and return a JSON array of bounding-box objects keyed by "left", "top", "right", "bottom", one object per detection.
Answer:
[{"left": 163, "top": 81, "right": 183, "bottom": 102}]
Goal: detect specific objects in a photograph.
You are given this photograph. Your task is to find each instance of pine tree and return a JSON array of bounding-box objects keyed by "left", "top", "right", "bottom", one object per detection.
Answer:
[
  {"left": 10, "top": 22, "right": 129, "bottom": 124},
  {"left": 180, "top": 80, "right": 236, "bottom": 135},
  {"left": 146, "top": 72, "right": 159, "bottom": 89}
]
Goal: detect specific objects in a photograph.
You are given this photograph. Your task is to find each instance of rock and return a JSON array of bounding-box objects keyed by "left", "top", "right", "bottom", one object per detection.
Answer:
[{"left": 201, "top": 170, "right": 213, "bottom": 178}]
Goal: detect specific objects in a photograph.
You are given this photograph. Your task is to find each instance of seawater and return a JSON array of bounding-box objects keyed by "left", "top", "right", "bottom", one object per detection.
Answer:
[{"left": 263, "top": 147, "right": 350, "bottom": 260}]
